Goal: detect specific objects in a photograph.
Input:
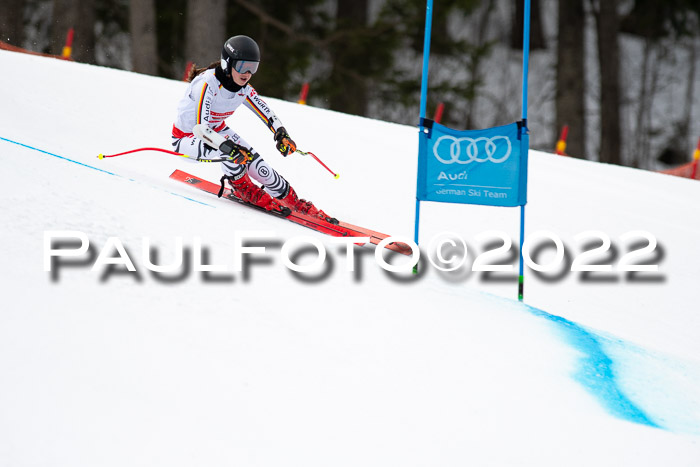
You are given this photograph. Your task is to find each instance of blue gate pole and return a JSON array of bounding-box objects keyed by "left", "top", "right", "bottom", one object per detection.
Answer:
[
  {"left": 413, "top": 0, "right": 434, "bottom": 269},
  {"left": 522, "top": 0, "right": 531, "bottom": 122},
  {"left": 518, "top": 0, "right": 531, "bottom": 301},
  {"left": 418, "top": 0, "right": 433, "bottom": 121}
]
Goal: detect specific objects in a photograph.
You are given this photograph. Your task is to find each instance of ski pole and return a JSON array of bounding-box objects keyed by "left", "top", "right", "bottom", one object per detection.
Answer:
[
  {"left": 295, "top": 149, "right": 339, "bottom": 179},
  {"left": 99, "top": 146, "right": 338, "bottom": 176},
  {"left": 97, "top": 147, "right": 242, "bottom": 163}
]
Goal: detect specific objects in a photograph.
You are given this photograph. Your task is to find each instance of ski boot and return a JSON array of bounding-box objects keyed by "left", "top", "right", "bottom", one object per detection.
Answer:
[
  {"left": 278, "top": 186, "right": 338, "bottom": 224},
  {"left": 227, "top": 173, "right": 284, "bottom": 213}
]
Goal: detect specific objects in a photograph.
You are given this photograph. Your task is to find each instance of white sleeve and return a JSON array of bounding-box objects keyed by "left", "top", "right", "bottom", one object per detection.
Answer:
[
  {"left": 243, "top": 85, "right": 284, "bottom": 134},
  {"left": 193, "top": 77, "right": 218, "bottom": 128}
]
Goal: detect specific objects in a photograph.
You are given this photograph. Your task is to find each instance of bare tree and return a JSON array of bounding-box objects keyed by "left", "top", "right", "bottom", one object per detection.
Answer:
[
  {"left": 593, "top": 0, "right": 622, "bottom": 165},
  {"left": 329, "top": 0, "right": 368, "bottom": 116},
  {"left": 680, "top": 38, "right": 697, "bottom": 148},
  {"left": 555, "top": 0, "right": 586, "bottom": 158},
  {"left": 129, "top": 0, "right": 157, "bottom": 75},
  {"left": 51, "top": 0, "right": 95, "bottom": 63},
  {"left": 630, "top": 37, "right": 657, "bottom": 168},
  {"left": 462, "top": 0, "right": 497, "bottom": 129},
  {"left": 0, "top": 0, "right": 25, "bottom": 46},
  {"left": 184, "top": 0, "right": 226, "bottom": 69}
]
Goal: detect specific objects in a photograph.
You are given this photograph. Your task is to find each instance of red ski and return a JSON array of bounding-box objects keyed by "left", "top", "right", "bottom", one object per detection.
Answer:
[
  {"left": 338, "top": 221, "right": 414, "bottom": 256},
  {"left": 169, "top": 170, "right": 411, "bottom": 255}
]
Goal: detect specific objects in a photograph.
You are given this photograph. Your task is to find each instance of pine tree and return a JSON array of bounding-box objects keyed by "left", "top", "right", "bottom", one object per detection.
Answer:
[
  {"left": 184, "top": 0, "right": 226, "bottom": 71},
  {"left": 555, "top": 0, "right": 586, "bottom": 158},
  {"left": 0, "top": 0, "right": 25, "bottom": 46},
  {"left": 593, "top": 0, "right": 622, "bottom": 165},
  {"left": 129, "top": 0, "right": 157, "bottom": 75},
  {"left": 328, "top": 0, "right": 369, "bottom": 115}
]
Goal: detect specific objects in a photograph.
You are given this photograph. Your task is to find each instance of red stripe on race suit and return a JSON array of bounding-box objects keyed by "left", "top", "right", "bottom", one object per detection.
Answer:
[{"left": 172, "top": 125, "right": 192, "bottom": 139}]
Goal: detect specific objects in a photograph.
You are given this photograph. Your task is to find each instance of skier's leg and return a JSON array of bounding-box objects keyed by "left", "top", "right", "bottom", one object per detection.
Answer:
[
  {"left": 171, "top": 134, "right": 219, "bottom": 161},
  {"left": 246, "top": 153, "right": 290, "bottom": 198},
  {"left": 173, "top": 129, "right": 278, "bottom": 210},
  {"left": 240, "top": 149, "right": 336, "bottom": 223},
  {"left": 171, "top": 129, "right": 248, "bottom": 179},
  {"left": 214, "top": 128, "right": 292, "bottom": 199},
  {"left": 222, "top": 132, "right": 336, "bottom": 223},
  {"left": 174, "top": 128, "right": 331, "bottom": 221}
]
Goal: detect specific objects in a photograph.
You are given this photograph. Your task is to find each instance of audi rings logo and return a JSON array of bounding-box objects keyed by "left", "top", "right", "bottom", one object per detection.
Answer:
[{"left": 433, "top": 135, "right": 512, "bottom": 165}]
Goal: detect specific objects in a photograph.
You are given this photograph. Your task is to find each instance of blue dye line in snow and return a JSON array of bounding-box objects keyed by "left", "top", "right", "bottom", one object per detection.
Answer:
[
  {"left": 524, "top": 304, "right": 660, "bottom": 429},
  {"left": 0, "top": 136, "right": 212, "bottom": 207},
  {"left": 1, "top": 135, "right": 121, "bottom": 176}
]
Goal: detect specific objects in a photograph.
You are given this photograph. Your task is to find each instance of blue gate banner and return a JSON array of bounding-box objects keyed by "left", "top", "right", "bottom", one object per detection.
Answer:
[{"left": 417, "top": 121, "right": 529, "bottom": 207}]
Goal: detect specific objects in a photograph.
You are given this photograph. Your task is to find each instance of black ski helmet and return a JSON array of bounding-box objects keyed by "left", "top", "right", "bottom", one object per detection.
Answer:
[{"left": 221, "top": 35, "right": 260, "bottom": 75}]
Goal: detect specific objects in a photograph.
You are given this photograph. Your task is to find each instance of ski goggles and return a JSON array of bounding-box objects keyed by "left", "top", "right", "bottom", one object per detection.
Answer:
[
  {"left": 233, "top": 60, "right": 259, "bottom": 75},
  {"left": 221, "top": 58, "right": 259, "bottom": 75}
]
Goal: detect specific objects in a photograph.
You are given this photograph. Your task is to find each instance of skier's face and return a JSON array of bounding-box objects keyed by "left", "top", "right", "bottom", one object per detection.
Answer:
[{"left": 232, "top": 69, "right": 252, "bottom": 86}]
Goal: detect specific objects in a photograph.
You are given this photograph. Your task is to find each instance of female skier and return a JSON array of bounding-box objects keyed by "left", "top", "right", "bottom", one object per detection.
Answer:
[{"left": 172, "top": 35, "right": 334, "bottom": 223}]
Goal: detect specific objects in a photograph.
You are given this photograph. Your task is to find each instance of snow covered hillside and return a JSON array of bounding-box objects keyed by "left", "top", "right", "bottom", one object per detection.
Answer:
[{"left": 1, "top": 50, "right": 699, "bottom": 466}]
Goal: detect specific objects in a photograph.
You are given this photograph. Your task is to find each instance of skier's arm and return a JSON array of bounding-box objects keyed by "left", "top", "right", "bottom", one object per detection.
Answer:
[
  {"left": 193, "top": 80, "right": 217, "bottom": 128},
  {"left": 244, "top": 86, "right": 297, "bottom": 156},
  {"left": 243, "top": 86, "right": 281, "bottom": 133}
]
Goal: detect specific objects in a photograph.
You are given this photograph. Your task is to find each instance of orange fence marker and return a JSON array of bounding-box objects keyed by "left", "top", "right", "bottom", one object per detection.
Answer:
[
  {"left": 0, "top": 39, "right": 70, "bottom": 60},
  {"left": 659, "top": 136, "right": 700, "bottom": 180}
]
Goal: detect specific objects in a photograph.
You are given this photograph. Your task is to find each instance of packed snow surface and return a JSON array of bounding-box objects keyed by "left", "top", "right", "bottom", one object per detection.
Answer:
[{"left": 1, "top": 50, "right": 699, "bottom": 466}]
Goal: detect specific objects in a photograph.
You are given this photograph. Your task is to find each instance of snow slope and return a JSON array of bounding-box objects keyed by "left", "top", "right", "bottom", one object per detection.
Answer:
[{"left": 1, "top": 50, "right": 699, "bottom": 466}]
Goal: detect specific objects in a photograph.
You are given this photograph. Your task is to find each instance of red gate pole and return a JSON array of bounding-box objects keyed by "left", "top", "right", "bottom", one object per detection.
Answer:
[
  {"left": 555, "top": 125, "right": 569, "bottom": 155},
  {"left": 298, "top": 82, "right": 309, "bottom": 105},
  {"left": 61, "top": 28, "right": 74, "bottom": 60},
  {"left": 691, "top": 137, "right": 700, "bottom": 180}
]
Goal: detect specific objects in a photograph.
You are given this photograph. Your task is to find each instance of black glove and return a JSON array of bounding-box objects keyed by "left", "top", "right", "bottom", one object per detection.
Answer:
[
  {"left": 274, "top": 126, "right": 297, "bottom": 156},
  {"left": 219, "top": 139, "right": 253, "bottom": 165}
]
